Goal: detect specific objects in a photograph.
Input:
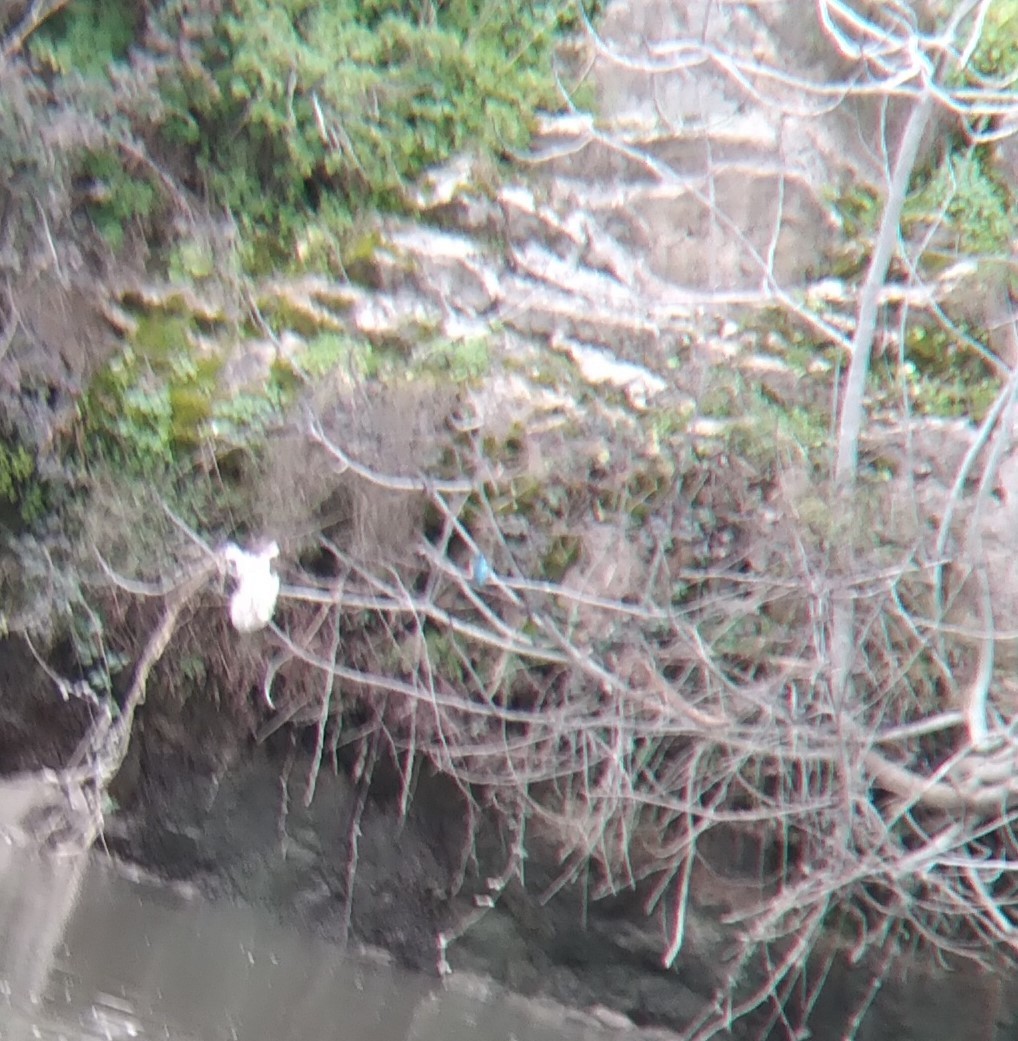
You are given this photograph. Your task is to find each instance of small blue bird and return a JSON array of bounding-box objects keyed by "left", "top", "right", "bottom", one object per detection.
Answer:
[{"left": 470, "top": 552, "right": 493, "bottom": 588}]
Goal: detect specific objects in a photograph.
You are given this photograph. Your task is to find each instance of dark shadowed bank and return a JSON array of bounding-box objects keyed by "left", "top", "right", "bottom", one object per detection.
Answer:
[{"left": 2, "top": 633, "right": 1014, "bottom": 1041}]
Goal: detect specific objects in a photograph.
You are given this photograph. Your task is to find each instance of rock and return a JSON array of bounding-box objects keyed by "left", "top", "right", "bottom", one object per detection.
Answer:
[
  {"left": 386, "top": 226, "right": 501, "bottom": 314},
  {"left": 411, "top": 155, "right": 501, "bottom": 233},
  {"left": 551, "top": 335, "right": 667, "bottom": 411}
]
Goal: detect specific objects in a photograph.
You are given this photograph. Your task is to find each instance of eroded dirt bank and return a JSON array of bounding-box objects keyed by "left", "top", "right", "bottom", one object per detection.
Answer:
[
  {"left": 5, "top": 2, "right": 1018, "bottom": 1039},
  {"left": 0, "top": 636, "right": 1006, "bottom": 1041}
]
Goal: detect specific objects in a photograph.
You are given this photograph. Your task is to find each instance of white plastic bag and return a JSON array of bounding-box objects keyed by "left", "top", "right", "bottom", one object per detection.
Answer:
[{"left": 223, "top": 541, "right": 280, "bottom": 632}]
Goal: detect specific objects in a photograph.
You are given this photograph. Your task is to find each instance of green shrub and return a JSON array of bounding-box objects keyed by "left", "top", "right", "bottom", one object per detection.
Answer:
[
  {"left": 14, "top": 0, "right": 601, "bottom": 270},
  {"left": 0, "top": 439, "right": 45, "bottom": 525},
  {"left": 29, "top": 0, "right": 136, "bottom": 77},
  {"left": 416, "top": 336, "right": 491, "bottom": 383},
  {"left": 79, "top": 149, "right": 160, "bottom": 251},
  {"left": 907, "top": 149, "right": 1014, "bottom": 256},
  {"left": 967, "top": 0, "right": 1018, "bottom": 79},
  {"left": 170, "top": 0, "right": 598, "bottom": 260},
  {"left": 83, "top": 348, "right": 177, "bottom": 473}
]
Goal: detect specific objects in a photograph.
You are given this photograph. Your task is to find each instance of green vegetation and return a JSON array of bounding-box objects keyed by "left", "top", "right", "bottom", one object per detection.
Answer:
[
  {"left": 205, "top": 0, "right": 579, "bottom": 250},
  {"left": 821, "top": 103, "right": 1018, "bottom": 417},
  {"left": 81, "top": 313, "right": 297, "bottom": 476},
  {"left": 132, "top": 0, "right": 597, "bottom": 269},
  {"left": 83, "top": 333, "right": 212, "bottom": 473},
  {"left": 965, "top": 0, "right": 1018, "bottom": 78},
  {"left": 10, "top": 0, "right": 600, "bottom": 274},
  {"left": 0, "top": 438, "right": 45, "bottom": 526},
  {"left": 829, "top": 132, "right": 1017, "bottom": 269},
  {"left": 30, "top": 0, "right": 136, "bottom": 76},
  {"left": 894, "top": 358, "right": 998, "bottom": 422},
  {"left": 291, "top": 332, "right": 365, "bottom": 379},
  {"left": 415, "top": 336, "right": 491, "bottom": 383},
  {"left": 906, "top": 148, "right": 1015, "bottom": 257}
]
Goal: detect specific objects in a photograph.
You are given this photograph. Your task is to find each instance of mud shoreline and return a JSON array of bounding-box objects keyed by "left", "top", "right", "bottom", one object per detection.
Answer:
[{"left": 0, "top": 628, "right": 1015, "bottom": 1040}]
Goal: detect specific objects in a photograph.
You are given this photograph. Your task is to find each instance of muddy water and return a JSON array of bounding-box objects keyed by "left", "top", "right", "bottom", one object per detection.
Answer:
[{"left": 0, "top": 848, "right": 628, "bottom": 1041}]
